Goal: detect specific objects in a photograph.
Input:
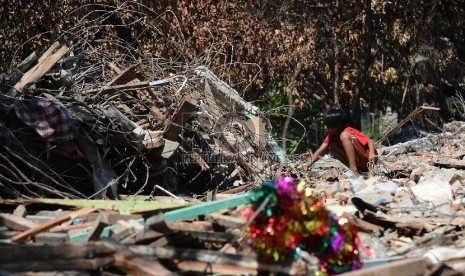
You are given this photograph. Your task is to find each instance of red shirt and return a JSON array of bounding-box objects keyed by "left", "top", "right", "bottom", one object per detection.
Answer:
[{"left": 323, "top": 127, "right": 373, "bottom": 156}]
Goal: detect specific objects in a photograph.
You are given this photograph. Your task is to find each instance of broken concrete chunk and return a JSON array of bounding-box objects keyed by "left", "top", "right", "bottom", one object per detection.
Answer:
[{"left": 410, "top": 180, "right": 453, "bottom": 206}]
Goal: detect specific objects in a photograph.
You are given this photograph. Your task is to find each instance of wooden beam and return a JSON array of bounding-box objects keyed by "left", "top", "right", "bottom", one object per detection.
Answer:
[
  {"left": 130, "top": 246, "right": 303, "bottom": 275},
  {"left": 152, "top": 191, "right": 263, "bottom": 223},
  {"left": 103, "top": 239, "right": 172, "bottom": 276},
  {"left": 86, "top": 81, "right": 150, "bottom": 94},
  {"left": 10, "top": 206, "right": 96, "bottom": 243},
  {"left": 163, "top": 96, "right": 197, "bottom": 141},
  {"left": 105, "top": 62, "right": 141, "bottom": 87},
  {"left": 34, "top": 232, "right": 69, "bottom": 244},
  {"left": 13, "top": 204, "right": 27, "bottom": 217},
  {"left": 0, "top": 242, "right": 115, "bottom": 273},
  {"left": 166, "top": 221, "right": 214, "bottom": 232},
  {"left": 376, "top": 106, "right": 440, "bottom": 145},
  {"left": 205, "top": 213, "right": 246, "bottom": 229},
  {"left": 175, "top": 260, "right": 258, "bottom": 275},
  {"left": 0, "top": 213, "right": 38, "bottom": 231},
  {"left": 0, "top": 257, "right": 114, "bottom": 272},
  {"left": 87, "top": 213, "right": 110, "bottom": 242},
  {"left": 13, "top": 42, "right": 69, "bottom": 93},
  {"left": 0, "top": 242, "right": 115, "bottom": 262},
  {"left": 342, "top": 257, "right": 426, "bottom": 276}
]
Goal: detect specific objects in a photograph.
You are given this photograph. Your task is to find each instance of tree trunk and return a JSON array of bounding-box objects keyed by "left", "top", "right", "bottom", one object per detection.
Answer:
[
  {"left": 352, "top": 0, "right": 375, "bottom": 129},
  {"left": 332, "top": 28, "right": 341, "bottom": 106}
]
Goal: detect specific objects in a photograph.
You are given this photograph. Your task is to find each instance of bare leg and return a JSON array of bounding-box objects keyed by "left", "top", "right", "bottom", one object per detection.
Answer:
[
  {"left": 351, "top": 138, "right": 370, "bottom": 172},
  {"left": 329, "top": 133, "right": 371, "bottom": 172},
  {"left": 340, "top": 132, "right": 358, "bottom": 173}
]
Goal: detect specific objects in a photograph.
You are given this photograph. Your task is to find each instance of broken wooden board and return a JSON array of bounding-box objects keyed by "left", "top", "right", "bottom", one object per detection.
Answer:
[
  {"left": 434, "top": 159, "right": 465, "bottom": 169},
  {"left": 205, "top": 213, "right": 246, "bottom": 229},
  {"left": 342, "top": 257, "right": 427, "bottom": 276},
  {"left": 0, "top": 213, "right": 38, "bottom": 231},
  {"left": 30, "top": 198, "right": 188, "bottom": 215},
  {"left": 376, "top": 105, "right": 440, "bottom": 145},
  {"left": 163, "top": 96, "right": 197, "bottom": 140},
  {"left": 13, "top": 42, "right": 69, "bottom": 93},
  {"left": 104, "top": 238, "right": 172, "bottom": 276},
  {"left": 244, "top": 116, "right": 267, "bottom": 149},
  {"left": 152, "top": 190, "right": 265, "bottom": 223},
  {"left": 10, "top": 206, "right": 97, "bottom": 243},
  {"left": 104, "top": 62, "right": 141, "bottom": 87},
  {"left": 0, "top": 242, "right": 115, "bottom": 272},
  {"left": 70, "top": 191, "right": 262, "bottom": 243},
  {"left": 129, "top": 245, "right": 307, "bottom": 275}
]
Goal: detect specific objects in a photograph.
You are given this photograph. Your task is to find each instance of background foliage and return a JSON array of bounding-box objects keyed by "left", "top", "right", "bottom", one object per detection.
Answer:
[{"left": 1, "top": 0, "right": 464, "bottom": 152}]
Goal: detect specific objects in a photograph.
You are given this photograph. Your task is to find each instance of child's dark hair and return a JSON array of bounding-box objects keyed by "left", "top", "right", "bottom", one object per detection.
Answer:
[{"left": 324, "top": 107, "right": 348, "bottom": 129}]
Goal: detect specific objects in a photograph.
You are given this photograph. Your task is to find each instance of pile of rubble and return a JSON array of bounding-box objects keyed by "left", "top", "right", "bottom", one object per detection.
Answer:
[
  {"left": 2, "top": 40, "right": 465, "bottom": 275},
  {"left": 2, "top": 118, "right": 465, "bottom": 275},
  {"left": 0, "top": 41, "right": 280, "bottom": 201},
  {"left": 309, "top": 120, "right": 465, "bottom": 275}
]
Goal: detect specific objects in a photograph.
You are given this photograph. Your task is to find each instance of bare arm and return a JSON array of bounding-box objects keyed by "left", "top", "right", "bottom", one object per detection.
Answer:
[{"left": 304, "top": 142, "right": 329, "bottom": 170}]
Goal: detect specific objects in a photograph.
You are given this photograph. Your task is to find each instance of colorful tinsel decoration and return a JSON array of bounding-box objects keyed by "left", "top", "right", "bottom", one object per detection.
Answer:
[{"left": 245, "top": 176, "right": 362, "bottom": 275}]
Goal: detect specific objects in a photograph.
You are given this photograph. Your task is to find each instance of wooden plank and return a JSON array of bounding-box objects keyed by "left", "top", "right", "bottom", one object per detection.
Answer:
[
  {"left": 130, "top": 245, "right": 257, "bottom": 266},
  {"left": 181, "top": 230, "right": 236, "bottom": 243},
  {"left": 34, "top": 232, "right": 69, "bottom": 244},
  {"left": 72, "top": 192, "right": 262, "bottom": 243},
  {"left": 376, "top": 106, "right": 440, "bottom": 145},
  {"left": 130, "top": 246, "right": 303, "bottom": 275},
  {"left": 166, "top": 221, "right": 214, "bottom": 232},
  {"left": 96, "top": 63, "right": 141, "bottom": 97},
  {"left": 195, "top": 66, "right": 256, "bottom": 113},
  {"left": 163, "top": 96, "right": 197, "bottom": 140},
  {"left": 0, "top": 257, "right": 114, "bottom": 272},
  {"left": 87, "top": 213, "right": 110, "bottom": 242},
  {"left": 107, "top": 62, "right": 159, "bottom": 100},
  {"left": 0, "top": 213, "right": 38, "bottom": 231},
  {"left": 38, "top": 41, "right": 60, "bottom": 63},
  {"left": 220, "top": 183, "right": 256, "bottom": 194},
  {"left": 69, "top": 218, "right": 143, "bottom": 244},
  {"left": 0, "top": 229, "right": 19, "bottom": 240},
  {"left": 150, "top": 105, "right": 165, "bottom": 121},
  {"left": 244, "top": 117, "right": 266, "bottom": 149},
  {"left": 175, "top": 260, "right": 258, "bottom": 275},
  {"left": 0, "top": 242, "right": 115, "bottom": 262},
  {"left": 342, "top": 257, "right": 426, "bottom": 276},
  {"left": 13, "top": 42, "right": 69, "bottom": 92},
  {"left": 108, "top": 61, "right": 124, "bottom": 74},
  {"left": 86, "top": 81, "right": 150, "bottom": 94},
  {"left": 205, "top": 213, "right": 246, "bottom": 229},
  {"left": 121, "top": 229, "right": 164, "bottom": 245},
  {"left": 103, "top": 239, "right": 171, "bottom": 276},
  {"left": 350, "top": 216, "right": 382, "bottom": 234},
  {"left": 13, "top": 204, "right": 27, "bottom": 217},
  {"left": 49, "top": 221, "right": 93, "bottom": 232},
  {"left": 33, "top": 198, "right": 186, "bottom": 215},
  {"left": 10, "top": 206, "right": 97, "bottom": 243},
  {"left": 105, "top": 62, "right": 141, "bottom": 87},
  {"left": 155, "top": 191, "right": 262, "bottom": 223},
  {"left": 434, "top": 160, "right": 465, "bottom": 169}
]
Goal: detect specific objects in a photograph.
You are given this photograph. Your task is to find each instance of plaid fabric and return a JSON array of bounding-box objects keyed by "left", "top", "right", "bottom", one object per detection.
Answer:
[{"left": 13, "top": 99, "right": 75, "bottom": 142}]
